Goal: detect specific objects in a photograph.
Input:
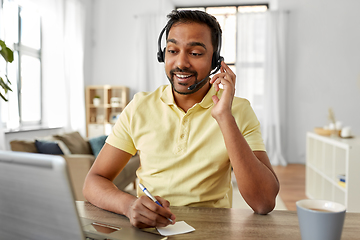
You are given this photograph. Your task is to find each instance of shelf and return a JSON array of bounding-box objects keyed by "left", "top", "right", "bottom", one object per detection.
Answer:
[
  {"left": 306, "top": 163, "right": 346, "bottom": 193},
  {"left": 85, "top": 85, "right": 129, "bottom": 138},
  {"left": 306, "top": 132, "right": 360, "bottom": 212}
]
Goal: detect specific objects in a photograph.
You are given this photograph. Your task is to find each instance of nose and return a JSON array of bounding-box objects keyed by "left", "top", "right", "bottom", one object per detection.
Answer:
[{"left": 175, "top": 51, "right": 190, "bottom": 70}]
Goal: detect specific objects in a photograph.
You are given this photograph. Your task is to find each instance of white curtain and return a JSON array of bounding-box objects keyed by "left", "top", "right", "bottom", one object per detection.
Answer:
[
  {"left": 262, "top": 11, "right": 287, "bottom": 166},
  {"left": 236, "top": 11, "right": 288, "bottom": 166},
  {"left": 236, "top": 12, "right": 267, "bottom": 123},
  {"left": 63, "top": 0, "right": 86, "bottom": 137},
  {"left": 134, "top": 13, "right": 168, "bottom": 93},
  {"left": 41, "top": 0, "right": 86, "bottom": 136}
]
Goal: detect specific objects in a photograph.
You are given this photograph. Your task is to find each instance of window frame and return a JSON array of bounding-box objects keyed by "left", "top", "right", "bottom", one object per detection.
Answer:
[
  {"left": 176, "top": 4, "right": 269, "bottom": 70},
  {"left": 1, "top": 1, "right": 43, "bottom": 129}
]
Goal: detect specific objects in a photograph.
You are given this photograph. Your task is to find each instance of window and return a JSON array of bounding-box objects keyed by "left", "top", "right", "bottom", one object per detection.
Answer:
[
  {"left": 177, "top": 5, "right": 268, "bottom": 75},
  {"left": 177, "top": 5, "right": 268, "bottom": 122},
  {"left": 0, "top": 0, "right": 42, "bottom": 130}
]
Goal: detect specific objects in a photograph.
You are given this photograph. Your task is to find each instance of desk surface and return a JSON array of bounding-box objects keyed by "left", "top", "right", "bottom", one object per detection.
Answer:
[{"left": 76, "top": 201, "right": 360, "bottom": 239}]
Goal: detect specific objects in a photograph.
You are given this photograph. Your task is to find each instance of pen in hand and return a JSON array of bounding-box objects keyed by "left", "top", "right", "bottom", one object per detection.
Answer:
[{"left": 138, "top": 183, "right": 174, "bottom": 223}]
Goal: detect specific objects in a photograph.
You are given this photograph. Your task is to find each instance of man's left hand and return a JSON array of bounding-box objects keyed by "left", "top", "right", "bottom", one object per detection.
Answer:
[{"left": 210, "top": 61, "right": 236, "bottom": 121}]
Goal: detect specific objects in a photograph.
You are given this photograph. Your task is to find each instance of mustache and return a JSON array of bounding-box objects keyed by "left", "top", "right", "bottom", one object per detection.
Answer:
[{"left": 170, "top": 67, "right": 198, "bottom": 76}]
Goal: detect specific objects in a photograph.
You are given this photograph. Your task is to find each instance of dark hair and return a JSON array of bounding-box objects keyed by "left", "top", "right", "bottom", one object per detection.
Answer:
[{"left": 165, "top": 10, "right": 222, "bottom": 54}]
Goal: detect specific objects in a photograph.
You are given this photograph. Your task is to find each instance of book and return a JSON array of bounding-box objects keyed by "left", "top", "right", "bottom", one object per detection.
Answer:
[{"left": 337, "top": 174, "right": 346, "bottom": 183}]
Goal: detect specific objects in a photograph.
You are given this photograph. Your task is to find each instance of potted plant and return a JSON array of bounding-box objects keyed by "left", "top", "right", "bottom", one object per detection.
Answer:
[
  {"left": 0, "top": 40, "right": 14, "bottom": 150},
  {"left": 0, "top": 40, "right": 14, "bottom": 102},
  {"left": 93, "top": 95, "right": 101, "bottom": 106}
]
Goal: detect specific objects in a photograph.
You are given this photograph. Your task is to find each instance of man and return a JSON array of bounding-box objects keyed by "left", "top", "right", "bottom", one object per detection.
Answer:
[{"left": 83, "top": 10, "right": 279, "bottom": 229}]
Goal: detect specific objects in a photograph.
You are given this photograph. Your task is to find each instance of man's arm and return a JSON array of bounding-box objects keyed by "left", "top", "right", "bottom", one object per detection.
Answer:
[
  {"left": 210, "top": 62, "right": 279, "bottom": 214},
  {"left": 83, "top": 143, "right": 175, "bottom": 228}
]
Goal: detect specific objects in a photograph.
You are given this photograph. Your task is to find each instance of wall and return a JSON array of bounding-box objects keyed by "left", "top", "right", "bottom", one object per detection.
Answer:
[
  {"left": 278, "top": 0, "right": 360, "bottom": 163},
  {"left": 84, "top": 0, "right": 174, "bottom": 97}
]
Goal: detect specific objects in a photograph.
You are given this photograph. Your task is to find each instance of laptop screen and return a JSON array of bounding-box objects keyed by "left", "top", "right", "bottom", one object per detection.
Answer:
[{"left": 0, "top": 151, "right": 84, "bottom": 240}]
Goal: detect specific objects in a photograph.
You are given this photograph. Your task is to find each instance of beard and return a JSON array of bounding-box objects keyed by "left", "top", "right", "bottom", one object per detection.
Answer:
[{"left": 166, "top": 67, "right": 208, "bottom": 95}]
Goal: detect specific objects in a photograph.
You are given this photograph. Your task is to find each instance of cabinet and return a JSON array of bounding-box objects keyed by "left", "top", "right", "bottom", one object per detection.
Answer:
[
  {"left": 85, "top": 85, "right": 129, "bottom": 138},
  {"left": 306, "top": 132, "right": 360, "bottom": 212}
]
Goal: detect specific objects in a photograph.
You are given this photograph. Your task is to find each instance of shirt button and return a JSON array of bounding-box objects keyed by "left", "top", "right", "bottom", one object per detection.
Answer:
[{"left": 180, "top": 134, "right": 185, "bottom": 139}]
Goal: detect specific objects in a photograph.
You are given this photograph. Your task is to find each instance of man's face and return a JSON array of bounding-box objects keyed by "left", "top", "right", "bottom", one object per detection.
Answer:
[{"left": 164, "top": 22, "right": 214, "bottom": 95}]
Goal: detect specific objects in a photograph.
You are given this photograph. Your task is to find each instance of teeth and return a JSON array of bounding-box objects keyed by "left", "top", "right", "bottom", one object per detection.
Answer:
[{"left": 176, "top": 74, "right": 192, "bottom": 78}]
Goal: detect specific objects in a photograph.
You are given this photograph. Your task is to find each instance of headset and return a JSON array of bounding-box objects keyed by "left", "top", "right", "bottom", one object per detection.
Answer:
[{"left": 157, "top": 23, "right": 224, "bottom": 90}]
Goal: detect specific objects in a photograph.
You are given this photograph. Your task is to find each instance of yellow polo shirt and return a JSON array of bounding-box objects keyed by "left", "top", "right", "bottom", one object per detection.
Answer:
[{"left": 106, "top": 84, "right": 265, "bottom": 208}]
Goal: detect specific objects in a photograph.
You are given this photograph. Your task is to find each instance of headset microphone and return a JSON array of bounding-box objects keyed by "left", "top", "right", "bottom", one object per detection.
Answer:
[
  {"left": 188, "top": 74, "right": 210, "bottom": 91},
  {"left": 187, "top": 57, "right": 223, "bottom": 91}
]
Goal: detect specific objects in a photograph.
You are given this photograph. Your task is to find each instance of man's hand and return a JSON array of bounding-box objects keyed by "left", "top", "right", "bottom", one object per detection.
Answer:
[
  {"left": 210, "top": 61, "right": 236, "bottom": 121},
  {"left": 126, "top": 195, "right": 176, "bottom": 229}
]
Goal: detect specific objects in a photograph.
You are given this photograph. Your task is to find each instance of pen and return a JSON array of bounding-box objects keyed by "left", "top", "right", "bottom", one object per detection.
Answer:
[{"left": 138, "top": 183, "right": 173, "bottom": 223}]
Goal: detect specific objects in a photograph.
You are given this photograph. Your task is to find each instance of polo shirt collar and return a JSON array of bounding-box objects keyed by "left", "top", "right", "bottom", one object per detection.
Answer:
[
  {"left": 160, "top": 84, "right": 218, "bottom": 109},
  {"left": 160, "top": 85, "right": 175, "bottom": 105}
]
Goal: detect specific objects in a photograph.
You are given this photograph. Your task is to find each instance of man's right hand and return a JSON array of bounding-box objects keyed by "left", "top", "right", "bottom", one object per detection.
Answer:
[
  {"left": 83, "top": 145, "right": 176, "bottom": 229},
  {"left": 126, "top": 195, "right": 176, "bottom": 228}
]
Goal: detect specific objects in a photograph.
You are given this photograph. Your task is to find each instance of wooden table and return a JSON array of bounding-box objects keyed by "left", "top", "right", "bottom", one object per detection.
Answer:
[{"left": 76, "top": 201, "right": 360, "bottom": 239}]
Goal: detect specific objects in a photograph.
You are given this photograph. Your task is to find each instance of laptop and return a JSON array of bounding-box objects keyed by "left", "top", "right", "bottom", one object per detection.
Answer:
[{"left": 0, "top": 150, "right": 166, "bottom": 240}]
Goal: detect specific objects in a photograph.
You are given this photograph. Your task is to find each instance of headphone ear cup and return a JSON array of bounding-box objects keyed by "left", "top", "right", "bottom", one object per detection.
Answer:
[
  {"left": 162, "top": 48, "right": 166, "bottom": 62},
  {"left": 157, "top": 47, "right": 166, "bottom": 63},
  {"left": 219, "top": 56, "right": 224, "bottom": 64},
  {"left": 211, "top": 52, "right": 220, "bottom": 70},
  {"left": 157, "top": 49, "right": 164, "bottom": 63}
]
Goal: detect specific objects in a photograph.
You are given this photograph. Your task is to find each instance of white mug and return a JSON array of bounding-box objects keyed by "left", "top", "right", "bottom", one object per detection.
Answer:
[{"left": 341, "top": 127, "right": 352, "bottom": 138}]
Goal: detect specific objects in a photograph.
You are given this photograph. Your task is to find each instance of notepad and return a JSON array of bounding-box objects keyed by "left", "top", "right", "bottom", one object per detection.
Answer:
[{"left": 156, "top": 221, "right": 195, "bottom": 236}]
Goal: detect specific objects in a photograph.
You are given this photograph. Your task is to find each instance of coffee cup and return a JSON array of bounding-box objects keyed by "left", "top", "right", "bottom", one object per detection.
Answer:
[{"left": 296, "top": 199, "right": 346, "bottom": 240}]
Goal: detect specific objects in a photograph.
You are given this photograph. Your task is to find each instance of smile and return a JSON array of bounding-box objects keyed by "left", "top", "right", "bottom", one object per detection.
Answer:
[{"left": 175, "top": 74, "right": 193, "bottom": 79}]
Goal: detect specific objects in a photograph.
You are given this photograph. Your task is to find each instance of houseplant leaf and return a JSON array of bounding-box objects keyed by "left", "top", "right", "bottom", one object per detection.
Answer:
[
  {"left": 0, "top": 40, "right": 14, "bottom": 63},
  {"left": 0, "top": 40, "right": 14, "bottom": 101}
]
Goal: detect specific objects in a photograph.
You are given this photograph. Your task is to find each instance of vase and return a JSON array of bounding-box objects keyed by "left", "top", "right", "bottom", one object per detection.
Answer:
[{"left": 93, "top": 98, "right": 100, "bottom": 106}]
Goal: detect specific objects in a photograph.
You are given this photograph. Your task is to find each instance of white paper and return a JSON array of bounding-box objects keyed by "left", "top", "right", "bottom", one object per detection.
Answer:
[{"left": 156, "top": 221, "right": 195, "bottom": 236}]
